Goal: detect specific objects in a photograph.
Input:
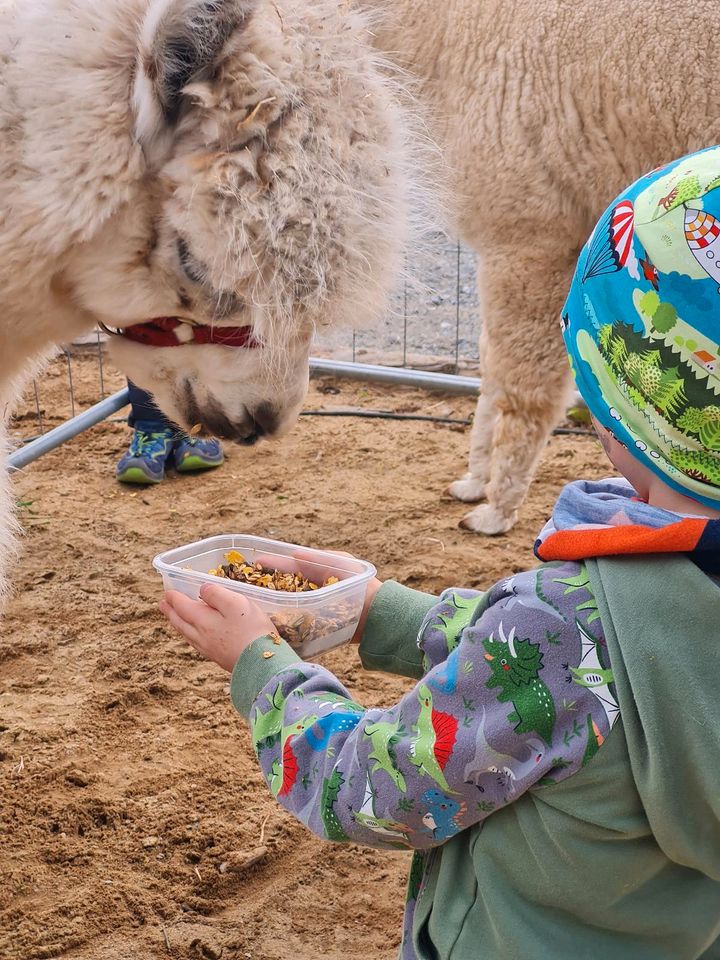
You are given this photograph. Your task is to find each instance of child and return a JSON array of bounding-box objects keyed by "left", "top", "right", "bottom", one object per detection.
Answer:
[
  {"left": 160, "top": 147, "right": 720, "bottom": 959},
  {"left": 116, "top": 380, "right": 223, "bottom": 484}
]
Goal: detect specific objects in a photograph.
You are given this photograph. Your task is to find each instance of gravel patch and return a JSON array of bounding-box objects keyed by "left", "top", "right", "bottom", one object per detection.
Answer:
[{"left": 315, "top": 233, "right": 480, "bottom": 370}]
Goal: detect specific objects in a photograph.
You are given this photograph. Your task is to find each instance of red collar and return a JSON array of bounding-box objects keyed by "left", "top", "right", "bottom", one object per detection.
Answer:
[{"left": 118, "top": 317, "right": 259, "bottom": 348}]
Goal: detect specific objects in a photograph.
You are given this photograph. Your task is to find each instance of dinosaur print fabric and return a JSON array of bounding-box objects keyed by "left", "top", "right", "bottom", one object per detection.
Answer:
[{"left": 242, "top": 544, "right": 620, "bottom": 957}]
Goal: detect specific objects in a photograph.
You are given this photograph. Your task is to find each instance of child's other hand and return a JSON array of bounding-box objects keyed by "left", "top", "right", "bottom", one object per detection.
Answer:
[
  {"left": 299, "top": 549, "right": 382, "bottom": 645},
  {"left": 289, "top": 548, "right": 382, "bottom": 645},
  {"left": 263, "top": 547, "right": 383, "bottom": 645},
  {"left": 351, "top": 575, "right": 382, "bottom": 644},
  {"left": 159, "top": 585, "right": 277, "bottom": 672}
]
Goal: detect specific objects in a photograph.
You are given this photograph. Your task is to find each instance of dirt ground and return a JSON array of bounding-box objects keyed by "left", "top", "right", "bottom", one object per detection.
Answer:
[{"left": 1, "top": 357, "right": 608, "bottom": 960}]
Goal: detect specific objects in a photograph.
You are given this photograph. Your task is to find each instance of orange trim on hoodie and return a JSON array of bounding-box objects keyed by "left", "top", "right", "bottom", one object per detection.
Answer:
[{"left": 535, "top": 518, "right": 708, "bottom": 561}]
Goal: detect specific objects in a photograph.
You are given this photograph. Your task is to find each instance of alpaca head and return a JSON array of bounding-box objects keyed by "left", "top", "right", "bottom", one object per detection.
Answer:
[{"left": 66, "top": 0, "right": 417, "bottom": 441}]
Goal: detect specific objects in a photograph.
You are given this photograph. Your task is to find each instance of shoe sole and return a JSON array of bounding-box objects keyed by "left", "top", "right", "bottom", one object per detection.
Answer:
[
  {"left": 117, "top": 466, "right": 163, "bottom": 485},
  {"left": 176, "top": 456, "right": 224, "bottom": 473}
]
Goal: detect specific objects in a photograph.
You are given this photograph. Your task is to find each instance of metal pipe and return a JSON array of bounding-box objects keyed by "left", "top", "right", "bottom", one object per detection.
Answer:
[
  {"left": 309, "top": 358, "right": 585, "bottom": 407},
  {"left": 8, "top": 387, "right": 130, "bottom": 471},
  {"left": 309, "top": 357, "right": 482, "bottom": 394},
  {"left": 7, "top": 359, "right": 587, "bottom": 472}
]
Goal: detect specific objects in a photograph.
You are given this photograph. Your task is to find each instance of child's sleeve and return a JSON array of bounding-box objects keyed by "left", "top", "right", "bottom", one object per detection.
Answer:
[
  {"left": 356, "top": 580, "right": 442, "bottom": 679},
  {"left": 231, "top": 561, "right": 617, "bottom": 851}
]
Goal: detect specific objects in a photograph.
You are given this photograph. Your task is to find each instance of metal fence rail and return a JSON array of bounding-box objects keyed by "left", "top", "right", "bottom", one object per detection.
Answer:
[
  {"left": 7, "top": 361, "right": 488, "bottom": 470},
  {"left": 7, "top": 388, "right": 131, "bottom": 471}
]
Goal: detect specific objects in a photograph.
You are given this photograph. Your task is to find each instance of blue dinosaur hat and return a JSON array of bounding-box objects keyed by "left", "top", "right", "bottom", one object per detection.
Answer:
[{"left": 563, "top": 145, "right": 720, "bottom": 506}]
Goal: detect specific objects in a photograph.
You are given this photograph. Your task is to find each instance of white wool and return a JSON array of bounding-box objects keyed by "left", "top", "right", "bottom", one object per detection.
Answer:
[
  {"left": 0, "top": 0, "right": 429, "bottom": 604},
  {"left": 367, "top": 0, "right": 720, "bottom": 534}
]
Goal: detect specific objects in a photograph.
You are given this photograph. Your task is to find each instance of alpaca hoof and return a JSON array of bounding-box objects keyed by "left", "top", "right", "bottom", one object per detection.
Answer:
[
  {"left": 459, "top": 504, "right": 516, "bottom": 535},
  {"left": 448, "top": 475, "right": 487, "bottom": 503}
]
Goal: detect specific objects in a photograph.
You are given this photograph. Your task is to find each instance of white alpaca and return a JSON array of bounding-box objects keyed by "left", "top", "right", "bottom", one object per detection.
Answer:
[
  {"left": 0, "top": 0, "right": 423, "bottom": 603},
  {"left": 366, "top": 0, "right": 720, "bottom": 533},
  {"left": 5, "top": 0, "right": 709, "bottom": 616}
]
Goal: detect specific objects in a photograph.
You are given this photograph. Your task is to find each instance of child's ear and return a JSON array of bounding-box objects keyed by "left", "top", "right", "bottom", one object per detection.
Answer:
[{"left": 132, "top": 0, "right": 257, "bottom": 164}]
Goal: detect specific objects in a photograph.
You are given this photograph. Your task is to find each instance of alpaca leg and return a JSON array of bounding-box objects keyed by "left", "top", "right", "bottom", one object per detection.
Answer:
[
  {"left": 0, "top": 427, "right": 19, "bottom": 610},
  {"left": 458, "top": 228, "right": 579, "bottom": 534},
  {"left": 459, "top": 376, "right": 572, "bottom": 533},
  {"left": 447, "top": 388, "right": 497, "bottom": 502},
  {"left": 448, "top": 266, "right": 499, "bottom": 502}
]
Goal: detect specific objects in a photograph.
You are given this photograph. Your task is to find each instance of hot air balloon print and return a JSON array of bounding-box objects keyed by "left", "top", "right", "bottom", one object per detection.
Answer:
[
  {"left": 582, "top": 200, "right": 638, "bottom": 282},
  {"left": 684, "top": 207, "right": 720, "bottom": 290}
]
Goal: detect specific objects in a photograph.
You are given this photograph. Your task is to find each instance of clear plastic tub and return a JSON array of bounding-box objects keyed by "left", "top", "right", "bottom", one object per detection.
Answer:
[{"left": 153, "top": 535, "right": 376, "bottom": 659}]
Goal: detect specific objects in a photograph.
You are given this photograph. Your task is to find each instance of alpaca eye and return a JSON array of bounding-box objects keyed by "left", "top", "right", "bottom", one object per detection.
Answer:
[
  {"left": 176, "top": 237, "right": 206, "bottom": 285},
  {"left": 212, "top": 288, "right": 245, "bottom": 321}
]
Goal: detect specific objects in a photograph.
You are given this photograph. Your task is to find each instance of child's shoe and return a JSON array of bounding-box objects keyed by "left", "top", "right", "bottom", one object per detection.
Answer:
[
  {"left": 116, "top": 422, "right": 176, "bottom": 484},
  {"left": 173, "top": 436, "right": 224, "bottom": 473}
]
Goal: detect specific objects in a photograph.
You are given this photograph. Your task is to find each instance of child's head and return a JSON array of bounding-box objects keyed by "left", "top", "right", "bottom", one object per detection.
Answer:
[{"left": 562, "top": 146, "right": 720, "bottom": 513}]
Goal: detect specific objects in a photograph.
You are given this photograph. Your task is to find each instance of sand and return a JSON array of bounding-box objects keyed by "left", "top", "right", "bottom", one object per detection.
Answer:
[{"left": 1, "top": 357, "right": 606, "bottom": 960}]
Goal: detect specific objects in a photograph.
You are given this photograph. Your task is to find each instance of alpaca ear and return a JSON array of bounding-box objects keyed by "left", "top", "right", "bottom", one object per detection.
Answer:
[{"left": 133, "top": 0, "right": 256, "bottom": 160}]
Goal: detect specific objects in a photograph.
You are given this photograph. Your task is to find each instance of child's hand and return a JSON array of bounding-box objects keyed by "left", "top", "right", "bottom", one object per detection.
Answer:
[
  {"left": 287, "top": 549, "right": 382, "bottom": 645},
  {"left": 159, "top": 584, "right": 277, "bottom": 672},
  {"left": 350, "top": 575, "right": 382, "bottom": 643},
  {"left": 259, "top": 548, "right": 383, "bottom": 645}
]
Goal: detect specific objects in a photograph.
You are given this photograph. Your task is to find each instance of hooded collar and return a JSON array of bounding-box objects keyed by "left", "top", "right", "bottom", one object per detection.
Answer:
[{"left": 534, "top": 478, "right": 720, "bottom": 573}]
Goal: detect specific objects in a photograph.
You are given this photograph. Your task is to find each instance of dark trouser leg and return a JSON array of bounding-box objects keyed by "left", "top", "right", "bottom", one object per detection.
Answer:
[{"left": 127, "top": 381, "right": 177, "bottom": 430}]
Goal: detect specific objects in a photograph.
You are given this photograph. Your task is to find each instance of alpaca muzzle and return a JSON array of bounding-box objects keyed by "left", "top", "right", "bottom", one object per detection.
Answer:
[{"left": 180, "top": 380, "right": 279, "bottom": 445}]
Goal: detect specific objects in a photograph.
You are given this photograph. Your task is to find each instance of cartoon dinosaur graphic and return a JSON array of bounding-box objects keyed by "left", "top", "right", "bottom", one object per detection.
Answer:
[
  {"left": 268, "top": 761, "right": 284, "bottom": 797},
  {"left": 553, "top": 565, "right": 600, "bottom": 624},
  {"left": 571, "top": 619, "right": 620, "bottom": 728},
  {"left": 407, "top": 852, "right": 426, "bottom": 902},
  {"left": 571, "top": 664, "right": 614, "bottom": 686},
  {"left": 320, "top": 769, "right": 349, "bottom": 841},
  {"left": 303, "top": 712, "right": 361, "bottom": 751},
  {"left": 251, "top": 681, "right": 288, "bottom": 753},
  {"left": 409, "top": 684, "right": 458, "bottom": 793},
  {"left": 301, "top": 692, "right": 364, "bottom": 713},
  {"left": 462, "top": 707, "right": 545, "bottom": 792},
  {"left": 499, "top": 571, "right": 566, "bottom": 622},
  {"left": 581, "top": 713, "right": 605, "bottom": 767},
  {"left": 483, "top": 622, "right": 556, "bottom": 745},
  {"left": 354, "top": 772, "right": 412, "bottom": 846},
  {"left": 268, "top": 712, "right": 319, "bottom": 798},
  {"left": 423, "top": 593, "right": 485, "bottom": 679},
  {"left": 420, "top": 789, "right": 466, "bottom": 841},
  {"left": 364, "top": 717, "right": 407, "bottom": 792},
  {"left": 435, "top": 592, "right": 486, "bottom": 653},
  {"left": 251, "top": 670, "right": 310, "bottom": 752},
  {"left": 428, "top": 647, "right": 462, "bottom": 695}
]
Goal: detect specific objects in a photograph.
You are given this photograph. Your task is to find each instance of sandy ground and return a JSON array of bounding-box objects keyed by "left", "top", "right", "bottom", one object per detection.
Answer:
[{"left": 2, "top": 357, "right": 606, "bottom": 960}]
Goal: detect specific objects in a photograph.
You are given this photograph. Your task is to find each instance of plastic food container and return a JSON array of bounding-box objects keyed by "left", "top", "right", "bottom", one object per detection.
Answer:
[{"left": 153, "top": 534, "right": 376, "bottom": 659}]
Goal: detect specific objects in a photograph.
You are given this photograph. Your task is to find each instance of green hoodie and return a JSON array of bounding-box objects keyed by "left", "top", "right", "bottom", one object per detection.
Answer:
[{"left": 413, "top": 553, "right": 720, "bottom": 959}]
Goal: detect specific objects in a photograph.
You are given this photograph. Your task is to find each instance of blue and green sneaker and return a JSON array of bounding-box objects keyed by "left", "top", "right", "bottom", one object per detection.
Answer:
[
  {"left": 173, "top": 436, "right": 224, "bottom": 473},
  {"left": 116, "top": 421, "right": 176, "bottom": 485}
]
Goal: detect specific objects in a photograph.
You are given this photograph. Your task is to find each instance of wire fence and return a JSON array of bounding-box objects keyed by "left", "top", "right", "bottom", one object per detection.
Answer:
[
  {"left": 7, "top": 235, "right": 480, "bottom": 456},
  {"left": 326, "top": 236, "right": 480, "bottom": 373}
]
